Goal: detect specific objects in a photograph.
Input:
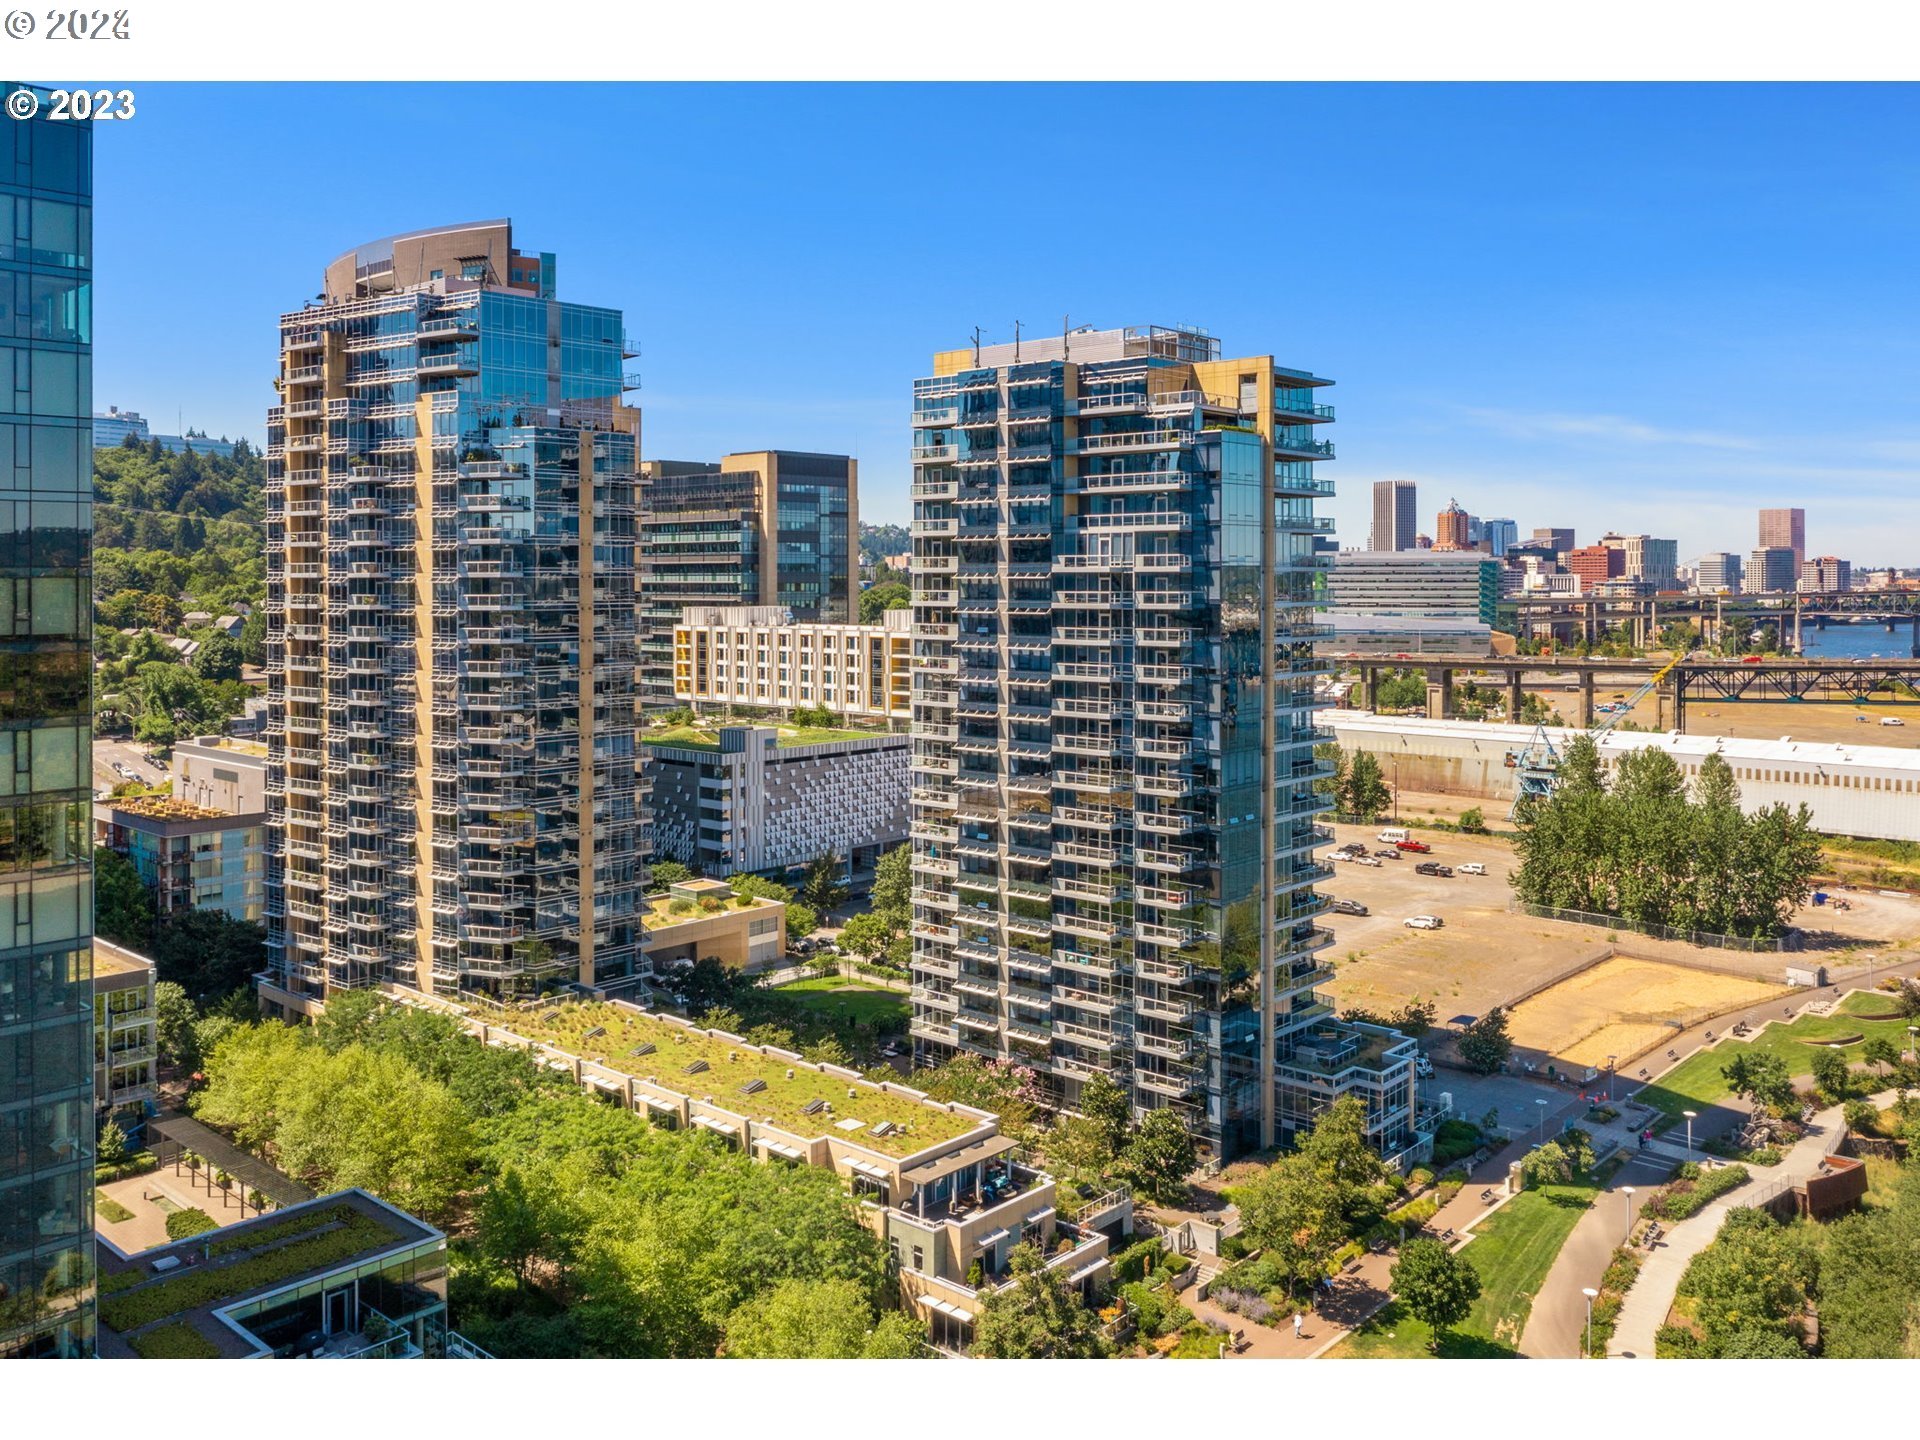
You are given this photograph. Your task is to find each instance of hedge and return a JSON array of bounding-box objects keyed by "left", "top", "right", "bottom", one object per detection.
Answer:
[
  {"left": 206, "top": 1202, "right": 346, "bottom": 1260},
  {"left": 100, "top": 1210, "right": 400, "bottom": 1334},
  {"left": 130, "top": 1321, "right": 222, "bottom": 1359},
  {"left": 1111, "top": 1236, "right": 1166, "bottom": 1285},
  {"left": 1644, "top": 1163, "right": 1750, "bottom": 1222},
  {"left": 95, "top": 1151, "right": 158, "bottom": 1186},
  {"left": 165, "top": 1208, "right": 218, "bottom": 1241}
]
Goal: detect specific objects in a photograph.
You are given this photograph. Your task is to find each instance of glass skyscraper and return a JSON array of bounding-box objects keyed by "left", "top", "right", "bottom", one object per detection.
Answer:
[
  {"left": 0, "top": 83, "right": 95, "bottom": 1359},
  {"left": 260, "top": 221, "right": 645, "bottom": 1011},
  {"left": 908, "top": 324, "right": 1422, "bottom": 1162}
]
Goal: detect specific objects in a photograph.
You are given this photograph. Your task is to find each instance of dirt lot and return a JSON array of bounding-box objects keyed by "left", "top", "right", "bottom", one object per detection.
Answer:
[
  {"left": 1316, "top": 820, "right": 1917, "bottom": 1035},
  {"left": 1516, "top": 683, "right": 1920, "bottom": 749},
  {"left": 1504, "top": 955, "right": 1784, "bottom": 1069}
]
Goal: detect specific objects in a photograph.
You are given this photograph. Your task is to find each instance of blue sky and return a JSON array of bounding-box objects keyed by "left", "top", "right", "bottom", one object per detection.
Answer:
[{"left": 96, "top": 83, "right": 1919, "bottom": 562}]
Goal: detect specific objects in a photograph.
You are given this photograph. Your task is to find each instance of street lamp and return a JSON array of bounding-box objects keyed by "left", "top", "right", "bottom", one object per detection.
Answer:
[
  {"left": 1535, "top": 1097, "right": 1550, "bottom": 1144},
  {"left": 1606, "top": 1055, "right": 1616, "bottom": 1104},
  {"left": 1622, "top": 1187, "right": 1636, "bottom": 1244},
  {"left": 1683, "top": 1109, "right": 1697, "bottom": 1159},
  {"left": 1581, "top": 1287, "right": 1600, "bottom": 1358}
]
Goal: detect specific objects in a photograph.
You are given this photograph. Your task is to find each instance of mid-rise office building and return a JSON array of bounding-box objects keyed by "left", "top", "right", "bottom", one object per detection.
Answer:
[
  {"left": 1747, "top": 545, "right": 1799, "bottom": 595},
  {"left": 0, "top": 86, "right": 95, "bottom": 1360},
  {"left": 260, "top": 220, "right": 644, "bottom": 1015},
  {"left": 908, "top": 322, "right": 1420, "bottom": 1163},
  {"left": 672, "top": 604, "right": 911, "bottom": 725},
  {"left": 1368, "top": 479, "right": 1417, "bottom": 552},
  {"left": 1328, "top": 550, "right": 1501, "bottom": 626},
  {"left": 1695, "top": 551, "right": 1742, "bottom": 594},
  {"left": 1616, "top": 535, "right": 1678, "bottom": 589},
  {"left": 637, "top": 451, "right": 858, "bottom": 710},
  {"left": 91, "top": 941, "right": 157, "bottom": 1139},
  {"left": 93, "top": 795, "right": 266, "bottom": 924},
  {"left": 1567, "top": 543, "right": 1624, "bottom": 590},
  {"left": 1531, "top": 526, "right": 1574, "bottom": 556},
  {"left": 1432, "top": 499, "right": 1471, "bottom": 551},
  {"left": 646, "top": 723, "right": 910, "bottom": 878},
  {"left": 1799, "top": 555, "right": 1851, "bottom": 593},
  {"left": 1759, "top": 507, "right": 1806, "bottom": 571}
]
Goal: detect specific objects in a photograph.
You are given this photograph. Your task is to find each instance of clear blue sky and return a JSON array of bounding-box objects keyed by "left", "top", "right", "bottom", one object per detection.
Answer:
[{"left": 96, "top": 83, "right": 1919, "bottom": 562}]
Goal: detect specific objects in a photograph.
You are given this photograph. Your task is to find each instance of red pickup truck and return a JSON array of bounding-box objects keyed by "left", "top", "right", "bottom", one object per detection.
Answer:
[{"left": 1395, "top": 839, "right": 1433, "bottom": 854}]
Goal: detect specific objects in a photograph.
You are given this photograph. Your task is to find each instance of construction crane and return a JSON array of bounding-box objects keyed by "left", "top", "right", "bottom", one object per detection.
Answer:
[{"left": 1504, "top": 653, "right": 1686, "bottom": 819}]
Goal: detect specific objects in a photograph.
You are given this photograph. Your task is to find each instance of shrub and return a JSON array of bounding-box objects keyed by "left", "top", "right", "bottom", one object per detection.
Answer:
[
  {"left": 1121, "top": 1279, "right": 1191, "bottom": 1339},
  {"left": 1429, "top": 1118, "right": 1484, "bottom": 1168},
  {"left": 206, "top": 1202, "right": 350, "bottom": 1260},
  {"left": 1655, "top": 1324, "right": 1703, "bottom": 1358},
  {"left": 96, "top": 1193, "right": 134, "bottom": 1224},
  {"left": 165, "top": 1208, "right": 218, "bottom": 1242},
  {"left": 94, "top": 1150, "right": 158, "bottom": 1186},
  {"left": 1645, "top": 1163, "right": 1749, "bottom": 1221},
  {"left": 1161, "top": 1252, "right": 1192, "bottom": 1275},
  {"left": 130, "top": 1321, "right": 222, "bottom": 1359},
  {"left": 1111, "top": 1236, "right": 1165, "bottom": 1285}
]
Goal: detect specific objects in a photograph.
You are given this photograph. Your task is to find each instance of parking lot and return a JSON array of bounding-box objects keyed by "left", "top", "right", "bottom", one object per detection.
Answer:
[{"left": 95, "top": 737, "right": 167, "bottom": 795}]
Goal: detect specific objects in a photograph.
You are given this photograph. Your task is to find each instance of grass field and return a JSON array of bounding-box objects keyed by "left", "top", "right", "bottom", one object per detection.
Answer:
[
  {"left": 1506, "top": 957, "right": 1786, "bottom": 1069},
  {"left": 1329, "top": 1173, "right": 1605, "bottom": 1358},
  {"left": 1634, "top": 990, "right": 1918, "bottom": 1123},
  {"left": 772, "top": 976, "right": 910, "bottom": 1029}
]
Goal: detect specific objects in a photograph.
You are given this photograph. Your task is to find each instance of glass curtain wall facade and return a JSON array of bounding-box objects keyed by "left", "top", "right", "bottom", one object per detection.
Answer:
[
  {"left": 908, "top": 325, "right": 1419, "bottom": 1162},
  {"left": 263, "top": 223, "right": 643, "bottom": 1010},
  {"left": 0, "top": 85, "right": 94, "bottom": 1359}
]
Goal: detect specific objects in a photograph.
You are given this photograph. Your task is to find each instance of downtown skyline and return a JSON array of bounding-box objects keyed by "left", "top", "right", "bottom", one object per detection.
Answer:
[{"left": 94, "top": 83, "right": 1920, "bottom": 561}]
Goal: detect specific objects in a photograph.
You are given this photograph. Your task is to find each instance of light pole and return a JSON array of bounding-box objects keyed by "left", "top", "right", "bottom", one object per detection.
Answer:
[
  {"left": 1535, "top": 1097, "right": 1550, "bottom": 1144},
  {"left": 1581, "top": 1287, "right": 1599, "bottom": 1358},
  {"left": 1606, "top": 1055, "right": 1616, "bottom": 1104},
  {"left": 1908, "top": 1025, "right": 1919, "bottom": 1066},
  {"left": 1683, "top": 1109, "right": 1697, "bottom": 1159},
  {"left": 1622, "top": 1187, "right": 1636, "bottom": 1244}
]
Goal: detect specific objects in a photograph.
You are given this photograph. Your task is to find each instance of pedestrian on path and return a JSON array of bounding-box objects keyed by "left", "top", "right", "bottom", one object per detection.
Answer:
[{"left": 1292, "top": 1312, "right": 1304, "bottom": 1339}]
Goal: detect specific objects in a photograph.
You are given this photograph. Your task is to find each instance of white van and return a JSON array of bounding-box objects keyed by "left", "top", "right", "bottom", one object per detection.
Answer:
[{"left": 1376, "top": 827, "right": 1409, "bottom": 845}]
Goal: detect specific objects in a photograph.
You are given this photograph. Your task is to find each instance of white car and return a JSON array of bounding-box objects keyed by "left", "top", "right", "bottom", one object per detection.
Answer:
[
  {"left": 1881, "top": 716, "right": 1906, "bottom": 727},
  {"left": 1458, "top": 862, "right": 1487, "bottom": 876},
  {"left": 1330, "top": 850, "right": 1356, "bottom": 863},
  {"left": 1404, "top": 915, "right": 1445, "bottom": 930},
  {"left": 1354, "top": 854, "right": 1382, "bottom": 867}
]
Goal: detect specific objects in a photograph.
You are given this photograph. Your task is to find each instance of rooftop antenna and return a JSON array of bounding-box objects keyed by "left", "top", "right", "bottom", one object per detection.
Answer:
[
  {"left": 1062, "top": 314, "right": 1070, "bottom": 362},
  {"left": 971, "top": 326, "right": 982, "bottom": 366},
  {"left": 1013, "top": 319, "right": 1021, "bottom": 362}
]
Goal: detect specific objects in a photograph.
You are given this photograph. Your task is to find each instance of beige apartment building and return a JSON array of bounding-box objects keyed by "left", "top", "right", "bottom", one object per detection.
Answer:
[{"left": 672, "top": 604, "right": 911, "bottom": 725}]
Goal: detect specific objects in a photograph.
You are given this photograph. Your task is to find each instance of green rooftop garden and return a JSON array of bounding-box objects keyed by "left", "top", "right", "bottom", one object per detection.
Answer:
[
  {"left": 468, "top": 999, "right": 984, "bottom": 1157},
  {"left": 642, "top": 722, "right": 885, "bottom": 752}
]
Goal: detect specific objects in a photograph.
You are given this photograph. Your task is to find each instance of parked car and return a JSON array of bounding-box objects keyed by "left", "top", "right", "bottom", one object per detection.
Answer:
[
  {"left": 1414, "top": 1055, "right": 1434, "bottom": 1078},
  {"left": 1414, "top": 861, "right": 1443, "bottom": 876},
  {"left": 1336, "top": 841, "right": 1368, "bottom": 855},
  {"left": 1330, "top": 850, "right": 1357, "bottom": 863},
  {"left": 1458, "top": 862, "right": 1487, "bottom": 876},
  {"left": 1404, "top": 915, "right": 1445, "bottom": 930},
  {"left": 1330, "top": 898, "right": 1369, "bottom": 916},
  {"left": 1376, "top": 827, "right": 1410, "bottom": 845},
  {"left": 1881, "top": 716, "right": 1906, "bottom": 727},
  {"left": 1354, "top": 854, "right": 1382, "bottom": 867},
  {"left": 1373, "top": 847, "right": 1403, "bottom": 860},
  {"left": 1395, "top": 839, "right": 1433, "bottom": 854}
]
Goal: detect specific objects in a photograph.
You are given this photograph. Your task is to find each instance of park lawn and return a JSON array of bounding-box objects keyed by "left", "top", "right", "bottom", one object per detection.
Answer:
[
  {"left": 773, "top": 977, "right": 909, "bottom": 1029},
  {"left": 1330, "top": 1175, "right": 1604, "bottom": 1359},
  {"left": 1634, "top": 991, "right": 1920, "bottom": 1124}
]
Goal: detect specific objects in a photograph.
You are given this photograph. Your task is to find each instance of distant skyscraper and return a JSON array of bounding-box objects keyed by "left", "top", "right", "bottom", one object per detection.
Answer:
[
  {"left": 1531, "top": 526, "right": 1574, "bottom": 556},
  {"left": 1758, "top": 508, "right": 1806, "bottom": 571},
  {"left": 1480, "top": 518, "right": 1518, "bottom": 558},
  {"left": 908, "top": 322, "right": 1417, "bottom": 1162},
  {"left": 1368, "top": 479, "right": 1417, "bottom": 552},
  {"left": 1747, "top": 546, "right": 1798, "bottom": 594},
  {"left": 0, "top": 84, "right": 94, "bottom": 1360},
  {"left": 261, "top": 220, "right": 645, "bottom": 1012},
  {"left": 1567, "top": 544, "right": 1624, "bottom": 590},
  {"left": 1799, "top": 556, "right": 1851, "bottom": 593},
  {"left": 1695, "top": 552, "right": 1742, "bottom": 594},
  {"left": 1432, "top": 499, "right": 1470, "bottom": 551},
  {"left": 637, "top": 451, "right": 857, "bottom": 710}
]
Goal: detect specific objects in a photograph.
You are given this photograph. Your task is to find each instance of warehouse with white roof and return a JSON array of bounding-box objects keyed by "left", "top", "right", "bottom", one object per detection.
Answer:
[{"left": 1327, "top": 712, "right": 1920, "bottom": 842}]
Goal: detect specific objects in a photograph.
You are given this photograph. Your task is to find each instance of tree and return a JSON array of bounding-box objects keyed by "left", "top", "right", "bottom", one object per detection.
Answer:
[
  {"left": 1861, "top": 1036, "right": 1901, "bottom": 1077},
  {"left": 857, "top": 581, "right": 910, "bottom": 624},
  {"left": 784, "top": 901, "right": 820, "bottom": 939},
  {"left": 969, "top": 1242, "right": 1109, "bottom": 1358},
  {"left": 869, "top": 843, "right": 912, "bottom": 920},
  {"left": 1457, "top": 1007, "right": 1512, "bottom": 1075},
  {"left": 1675, "top": 1207, "right": 1813, "bottom": 1352},
  {"left": 1344, "top": 751, "right": 1391, "bottom": 824},
  {"left": 1520, "top": 1140, "right": 1573, "bottom": 1188},
  {"left": 1235, "top": 1153, "right": 1345, "bottom": 1300},
  {"left": 152, "top": 909, "right": 267, "bottom": 1005},
  {"left": 191, "top": 633, "right": 243, "bottom": 681},
  {"left": 479, "top": 1164, "right": 558, "bottom": 1290},
  {"left": 1315, "top": 742, "right": 1349, "bottom": 815},
  {"left": 722, "top": 1277, "right": 926, "bottom": 1358},
  {"left": 649, "top": 861, "right": 692, "bottom": 890},
  {"left": 1457, "top": 806, "right": 1487, "bottom": 834},
  {"left": 1721, "top": 1050, "right": 1795, "bottom": 1113},
  {"left": 97, "top": 1116, "right": 130, "bottom": 1168},
  {"left": 799, "top": 853, "right": 850, "bottom": 913},
  {"left": 1390, "top": 1237, "right": 1481, "bottom": 1352},
  {"left": 837, "top": 911, "right": 898, "bottom": 961},
  {"left": 1810, "top": 1047, "right": 1852, "bottom": 1101},
  {"left": 94, "top": 847, "right": 154, "bottom": 949},
  {"left": 1119, "top": 1108, "right": 1197, "bottom": 1206},
  {"left": 152, "top": 981, "right": 199, "bottom": 1068},
  {"left": 1077, "top": 1074, "right": 1133, "bottom": 1160},
  {"left": 1297, "top": 1095, "right": 1390, "bottom": 1200}
]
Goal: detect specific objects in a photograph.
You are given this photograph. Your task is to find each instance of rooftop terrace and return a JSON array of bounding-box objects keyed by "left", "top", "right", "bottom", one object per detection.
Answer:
[{"left": 465, "top": 999, "right": 986, "bottom": 1158}]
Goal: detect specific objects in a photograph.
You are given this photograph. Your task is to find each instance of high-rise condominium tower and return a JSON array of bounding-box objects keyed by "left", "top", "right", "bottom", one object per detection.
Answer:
[
  {"left": 636, "top": 451, "right": 857, "bottom": 710},
  {"left": 261, "top": 221, "right": 645, "bottom": 1012},
  {"left": 1432, "top": 500, "right": 1471, "bottom": 551},
  {"left": 908, "top": 323, "right": 1419, "bottom": 1161},
  {"left": 1368, "top": 479, "right": 1416, "bottom": 552},
  {"left": 0, "top": 87, "right": 94, "bottom": 1359},
  {"left": 1758, "top": 508, "right": 1806, "bottom": 572}
]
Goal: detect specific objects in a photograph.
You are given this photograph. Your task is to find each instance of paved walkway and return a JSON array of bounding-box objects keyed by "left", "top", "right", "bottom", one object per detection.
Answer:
[
  {"left": 1607, "top": 1102, "right": 1844, "bottom": 1358},
  {"left": 1519, "top": 1145, "right": 1675, "bottom": 1357}
]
